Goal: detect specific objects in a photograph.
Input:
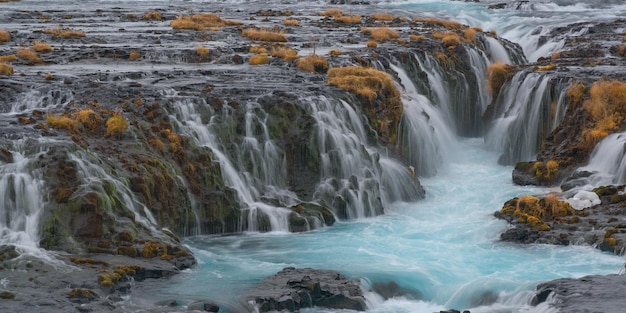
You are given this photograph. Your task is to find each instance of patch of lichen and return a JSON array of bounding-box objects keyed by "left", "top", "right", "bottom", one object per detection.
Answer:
[
  {"left": 533, "top": 160, "right": 560, "bottom": 184},
  {"left": 498, "top": 194, "right": 576, "bottom": 230}
]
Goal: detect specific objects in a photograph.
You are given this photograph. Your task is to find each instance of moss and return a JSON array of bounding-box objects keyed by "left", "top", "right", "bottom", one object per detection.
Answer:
[
  {"left": 0, "top": 291, "right": 15, "bottom": 299},
  {"left": 105, "top": 112, "right": 128, "bottom": 138},
  {"left": 142, "top": 241, "right": 160, "bottom": 258},
  {"left": 68, "top": 288, "right": 96, "bottom": 299},
  {"left": 593, "top": 185, "right": 619, "bottom": 196}
]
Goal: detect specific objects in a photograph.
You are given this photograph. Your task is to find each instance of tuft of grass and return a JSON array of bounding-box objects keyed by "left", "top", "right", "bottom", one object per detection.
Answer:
[
  {"left": 463, "top": 27, "right": 476, "bottom": 43},
  {"left": 105, "top": 111, "right": 128, "bottom": 138},
  {"left": 196, "top": 46, "right": 209, "bottom": 56},
  {"left": 414, "top": 17, "right": 463, "bottom": 30},
  {"left": 362, "top": 27, "right": 400, "bottom": 42},
  {"left": 486, "top": 62, "right": 513, "bottom": 98},
  {"left": 441, "top": 33, "right": 461, "bottom": 48},
  {"left": 566, "top": 82, "right": 586, "bottom": 105},
  {"left": 334, "top": 15, "right": 361, "bottom": 24},
  {"left": 0, "top": 54, "right": 16, "bottom": 63},
  {"left": 282, "top": 19, "right": 300, "bottom": 26},
  {"left": 580, "top": 80, "right": 626, "bottom": 149},
  {"left": 271, "top": 46, "right": 299, "bottom": 61},
  {"left": 323, "top": 9, "right": 343, "bottom": 17},
  {"left": 249, "top": 45, "right": 268, "bottom": 54},
  {"left": 17, "top": 48, "right": 42, "bottom": 63},
  {"left": 171, "top": 13, "right": 241, "bottom": 31},
  {"left": 366, "top": 40, "right": 378, "bottom": 48},
  {"left": 329, "top": 50, "right": 342, "bottom": 57},
  {"left": 129, "top": 51, "right": 141, "bottom": 60},
  {"left": 328, "top": 66, "right": 399, "bottom": 103},
  {"left": 296, "top": 54, "right": 328, "bottom": 73},
  {"left": 0, "top": 63, "right": 13, "bottom": 75},
  {"left": 536, "top": 64, "right": 556, "bottom": 71},
  {"left": 410, "top": 34, "right": 425, "bottom": 41},
  {"left": 76, "top": 109, "right": 103, "bottom": 132},
  {"left": 43, "top": 27, "right": 86, "bottom": 38},
  {"left": 370, "top": 13, "right": 395, "bottom": 21},
  {"left": 0, "top": 29, "right": 10, "bottom": 43},
  {"left": 619, "top": 44, "right": 626, "bottom": 57},
  {"left": 242, "top": 28, "right": 288, "bottom": 42},
  {"left": 44, "top": 72, "right": 52, "bottom": 80},
  {"left": 142, "top": 11, "right": 162, "bottom": 21},
  {"left": 249, "top": 54, "right": 269, "bottom": 65},
  {"left": 32, "top": 40, "right": 52, "bottom": 53},
  {"left": 46, "top": 113, "right": 78, "bottom": 133}
]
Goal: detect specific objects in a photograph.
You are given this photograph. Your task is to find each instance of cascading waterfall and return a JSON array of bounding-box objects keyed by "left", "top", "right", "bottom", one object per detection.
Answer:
[
  {"left": 484, "top": 71, "right": 567, "bottom": 165},
  {"left": 10, "top": 89, "right": 74, "bottom": 113},
  {"left": 578, "top": 132, "right": 626, "bottom": 186}
]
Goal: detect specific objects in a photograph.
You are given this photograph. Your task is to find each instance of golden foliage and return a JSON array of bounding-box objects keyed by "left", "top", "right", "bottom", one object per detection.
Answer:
[
  {"left": 533, "top": 160, "right": 559, "bottom": 182},
  {"left": 129, "top": 51, "right": 141, "bottom": 60},
  {"left": 271, "top": 46, "right": 299, "bottom": 61},
  {"left": 0, "top": 54, "right": 16, "bottom": 63},
  {"left": 0, "top": 29, "right": 11, "bottom": 43},
  {"left": 17, "top": 48, "right": 42, "bottom": 63},
  {"left": 334, "top": 15, "right": 361, "bottom": 24},
  {"left": 105, "top": 111, "right": 128, "bottom": 138},
  {"left": 328, "top": 66, "right": 399, "bottom": 103},
  {"left": 44, "top": 72, "right": 52, "bottom": 80},
  {"left": 296, "top": 54, "right": 328, "bottom": 73},
  {"left": 32, "top": 40, "right": 52, "bottom": 53},
  {"left": 249, "top": 54, "right": 269, "bottom": 65},
  {"left": 536, "top": 64, "right": 556, "bottom": 72},
  {"left": 500, "top": 194, "right": 575, "bottom": 229},
  {"left": 486, "top": 62, "right": 512, "bottom": 98},
  {"left": 410, "top": 34, "right": 425, "bottom": 41},
  {"left": 0, "top": 63, "right": 13, "bottom": 75},
  {"left": 362, "top": 27, "right": 400, "bottom": 42},
  {"left": 367, "top": 40, "right": 378, "bottom": 48},
  {"left": 196, "top": 46, "right": 209, "bottom": 56},
  {"left": 463, "top": 27, "right": 476, "bottom": 43},
  {"left": 242, "top": 28, "right": 288, "bottom": 42},
  {"left": 76, "top": 109, "right": 103, "bottom": 132},
  {"left": 323, "top": 9, "right": 343, "bottom": 17},
  {"left": 171, "top": 13, "right": 241, "bottom": 31},
  {"left": 441, "top": 33, "right": 461, "bottom": 48},
  {"left": 370, "top": 13, "right": 395, "bottom": 21},
  {"left": 249, "top": 45, "right": 268, "bottom": 54},
  {"left": 46, "top": 113, "right": 78, "bottom": 133},
  {"left": 579, "top": 80, "right": 626, "bottom": 149},
  {"left": 414, "top": 17, "right": 463, "bottom": 30},
  {"left": 282, "top": 19, "right": 300, "bottom": 26},
  {"left": 149, "top": 137, "right": 165, "bottom": 153},
  {"left": 142, "top": 11, "right": 162, "bottom": 21},
  {"left": 329, "top": 50, "right": 342, "bottom": 56},
  {"left": 619, "top": 45, "right": 626, "bottom": 57},
  {"left": 566, "top": 82, "right": 586, "bottom": 105},
  {"left": 43, "top": 27, "right": 86, "bottom": 38}
]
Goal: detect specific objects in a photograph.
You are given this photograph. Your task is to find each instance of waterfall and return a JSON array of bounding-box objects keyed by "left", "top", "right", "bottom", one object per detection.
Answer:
[
  {"left": 579, "top": 132, "right": 626, "bottom": 186},
  {"left": 483, "top": 36, "right": 513, "bottom": 64},
  {"left": 484, "top": 71, "right": 567, "bottom": 164},
  {"left": 10, "top": 89, "right": 75, "bottom": 113}
]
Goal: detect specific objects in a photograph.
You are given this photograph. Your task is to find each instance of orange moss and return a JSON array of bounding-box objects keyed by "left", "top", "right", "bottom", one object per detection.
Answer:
[
  {"left": 323, "top": 9, "right": 344, "bottom": 17},
  {"left": 296, "top": 54, "right": 328, "bottom": 73},
  {"left": 282, "top": 19, "right": 300, "bottom": 26},
  {"left": 242, "top": 28, "right": 288, "bottom": 42},
  {"left": 142, "top": 11, "right": 162, "bottom": 21},
  {"left": 0, "top": 29, "right": 10, "bottom": 43},
  {"left": 44, "top": 72, "right": 52, "bottom": 80},
  {"left": 580, "top": 80, "right": 626, "bottom": 149},
  {"left": 441, "top": 33, "right": 461, "bottom": 48},
  {"left": 149, "top": 137, "right": 165, "bottom": 153},
  {"left": 196, "top": 46, "right": 209, "bottom": 57},
  {"left": 17, "top": 48, "right": 42, "bottom": 63},
  {"left": 170, "top": 13, "right": 241, "bottom": 31},
  {"left": 43, "top": 27, "right": 86, "bottom": 38},
  {"left": 249, "top": 54, "right": 269, "bottom": 65},
  {"left": 329, "top": 49, "right": 342, "bottom": 57},
  {"left": 619, "top": 45, "right": 626, "bottom": 57},
  {"left": 370, "top": 13, "right": 395, "bottom": 21},
  {"left": 566, "top": 82, "right": 586, "bottom": 105},
  {"left": 363, "top": 27, "right": 400, "bottom": 42},
  {"left": 486, "top": 62, "right": 513, "bottom": 98},
  {"left": 142, "top": 241, "right": 159, "bottom": 258},
  {"left": 271, "top": 46, "right": 299, "bottom": 61},
  {"left": 536, "top": 64, "right": 556, "bottom": 72},
  {"left": 0, "top": 63, "right": 13, "bottom": 75}
]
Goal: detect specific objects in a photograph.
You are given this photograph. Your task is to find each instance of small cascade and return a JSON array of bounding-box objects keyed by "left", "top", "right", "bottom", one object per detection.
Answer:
[
  {"left": 9, "top": 89, "right": 75, "bottom": 113},
  {"left": 578, "top": 132, "right": 626, "bottom": 186},
  {"left": 0, "top": 139, "right": 46, "bottom": 253},
  {"left": 484, "top": 71, "right": 568, "bottom": 165},
  {"left": 391, "top": 63, "right": 458, "bottom": 177},
  {"left": 482, "top": 36, "right": 513, "bottom": 64}
]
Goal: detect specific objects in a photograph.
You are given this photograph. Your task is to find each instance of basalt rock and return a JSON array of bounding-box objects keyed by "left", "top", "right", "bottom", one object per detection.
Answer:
[{"left": 533, "top": 274, "right": 626, "bottom": 312}]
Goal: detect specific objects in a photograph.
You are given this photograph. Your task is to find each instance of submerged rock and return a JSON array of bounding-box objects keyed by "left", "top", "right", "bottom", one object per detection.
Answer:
[{"left": 246, "top": 267, "right": 367, "bottom": 312}]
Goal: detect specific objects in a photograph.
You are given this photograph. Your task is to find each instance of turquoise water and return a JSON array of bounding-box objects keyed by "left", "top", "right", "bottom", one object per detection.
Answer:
[{"left": 161, "top": 139, "right": 624, "bottom": 312}]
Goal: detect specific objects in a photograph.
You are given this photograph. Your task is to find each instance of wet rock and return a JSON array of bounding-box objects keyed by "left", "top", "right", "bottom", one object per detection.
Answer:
[
  {"left": 534, "top": 274, "right": 626, "bottom": 312},
  {"left": 246, "top": 267, "right": 367, "bottom": 312},
  {"left": 188, "top": 300, "right": 220, "bottom": 312},
  {"left": 370, "top": 281, "right": 422, "bottom": 300}
]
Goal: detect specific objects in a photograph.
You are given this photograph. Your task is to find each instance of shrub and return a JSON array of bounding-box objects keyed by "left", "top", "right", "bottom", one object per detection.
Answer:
[
  {"left": 0, "top": 29, "right": 10, "bottom": 43},
  {"left": 0, "top": 54, "right": 16, "bottom": 63},
  {"left": 129, "top": 51, "right": 141, "bottom": 60},
  {"left": 249, "top": 54, "right": 269, "bottom": 65},
  {"left": 463, "top": 27, "right": 476, "bottom": 43},
  {"left": 410, "top": 34, "right": 425, "bottom": 41},
  {"left": 196, "top": 46, "right": 209, "bottom": 56},
  {"left": 363, "top": 27, "right": 400, "bottom": 42},
  {"left": 142, "top": 11, "right": 162, "bottom": 21},
  {"left": 171, "top": 13, "right": 241, "bottom": 31},
  {"left": 370, "top": 13, "right": 395, "bottom": 21},
  {"left": 43, "top": 27, "right": 85, "bottom": 38},
  {"left": 271, "top": 46, "right": 299, "bottom": 61},
  {"left": 32, "top": 40, "right": 52, "bottom": 53},
  {"left": 242, "top": 28, "right": 288, "bottom": 42},
  {"left": 105, "top": 112, "right": 128, "bottom": 138},
  {"left": 366, "top": 40, "right": 378, "bottom": 48},
  {"left": 76, "top": 109, "right": 103, "bottom": 132},
  {"left": 282, "top": 19, "right": 300, "bottom": 26},
  {"left": 414, "top": 17, "right": 463, "bottom": 30},
  {"left": 296, "top": 54, "right": 328, "bottom": 73},
  {"left": 328, "top": 66, "right": 399, "bottom": 103},
  {"left": 441, "top": 33, "right": 461, "bottom": 48},
  {"left": 17, "top": 48, "right": 42, "bottom": 63},
  {"left": 0, "top": 63, "right": 13, "bottom": 75},
  {"left": 249, "top": 45, "right": 268, "bottom": 54},
  {"left": 566, "top": 82, "right": 586, "bottom": 105},
  {"left": 46, "top": 113, "right": 78, "bottom": 133},
  {"left": 486, "top": 62, "right": 513, "bottom": 98}
]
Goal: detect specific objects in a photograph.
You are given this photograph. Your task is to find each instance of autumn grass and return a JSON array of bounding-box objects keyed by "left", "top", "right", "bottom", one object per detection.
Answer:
[
  {"left": 105, "top": 111, "right": 128, "bottom": 138},
  {"left": 249, "top": 45, "right": 268, "bottom": 54},
  {"left": 463, "top": 27, "right": 476, "bottom": 43},
  {"left": 328, "top": 66, "right": 399, "bottom": 103},
  {"left": 296, "top": 54, "right": 328, "bottom": 73},
  {"left": 32, "top": 40, "right": 52, "bottom": 53},
  {"left": 17, "top": 48, "right": 42, "bottom": 63},
  {"left": 580, "top": 80, "right": 626, "bottom": 149},
  {"left": 366, "top": 40, "right": 378, "bottom": 48},
  {"left": 0, "top": 29, "right": 10, "bottom": 43},
  {"left": 195, "top": 46, "right": 209, "bottom": 56},
  {"left": 329, "top": 50, "right": 342, "bottom": 57},
  {"left": 410, "top": 34, "right": 425, "bottom": 41},
  {"left": 249, "top": 54, "right": 269, "bottom": 65},
  {"left": 486, "top": 62, "right": 513, "bottom": 98},
  {"left": 0, "top": 54, "right": 16, "bottom": 63},
  {"left": 414, "top": 17, "right": 463, "bottom": 30},
  {"left": 43, "top": 27, "right": 85, "bottom": 38},
  {"left": 323, "top": 9, "right": 343, "bottom": 17},
  {"left": 334, "top": 15, "right": 361, "bottom": 24},
  {"left": 536, "top": 64, "right": 556, "bottom": 72},
  {"left": 370, "top": 13, "right": 395, "bottom": 21},
  {"left": 46, "top": 114, "right": 78, "bottom": 133},
  {"left": 271, "top": 46, "right": 299, "bottom": 61},
  {"left": 242, "top": 28, "right": 288, "bottom": 42},
  {"left": 171, "top": 13, "right": 241, "bottom": 31},
  {"left": 441, "top": 33, "right": 461, "bottom": 48},
  {"left": 142, "top": 11, "right": 162, "bottom": 21},
  {"left": 0, "top": 63, "right": 13, "bottom": 75},
  {"left": 362, "top": 27, "right": 400, "bottom": 42},
  {"left": 282, "top": 19, "right": 300, "bottom": 26},
  {"left": 619, "top": 44, "right": 626, "bottom": 57},
  {"left": 76, "top": 109, "right": 103, "bottom": 132},
  {"left": 129, "top": 51, "right": 141, "bottom": 60}
]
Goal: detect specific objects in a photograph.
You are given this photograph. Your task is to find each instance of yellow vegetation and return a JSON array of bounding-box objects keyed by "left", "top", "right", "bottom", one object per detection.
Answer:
[
  {"left": 499, "top": 194, "right": 575, "bottom": 230},
  {"left": 296, "top": 54, "right": 328, "bottom": 73},
  {"left": 129, "top": 51, "right": 141, "bottom": 60},
  {"left": 282, "top": 19, "right": 300, "bottom": 26},
  {"left": 533, "top": 160, "right": 559, "bottom": 182},
  {"left": 242, "top": 28, "right": 288, "bottom": 42},
  {"left": 362, "top": 27, "right": 400, "bottom": 42},
  {"left": 323, "top": 9, "right": 343, "bottom": 17},
  {"left": 410, "top": 34, "right": 425, "bottom": 41},
  {"left": 196, "top": 46, "right": 209, "bottom": 56},
  {"left": 370, "top": 13, "right": 395, "bottom": 21},
  {"left": 142, "top": 11, "right": 162, "bottom": 21},
  {"left": 441, "top": 33, "right": 461, "bottom": 48},
  {"left": 536, "top": 64, "right": 556, "bottom": 71},
  {"left": 0, "top": 63, "right": 14, "bottom": 75},
  {"left": 171, "top": 13, "right": 241, "bottom": 30},
  {"left": 551, "top": 51, "right": 561, "bottom": 60},
  {"left": 249, "top": 45, "right": 268, "bottom": 54},
  {"left": 149, "top": 137, "right": 165, "bottom": 153},
  {"left": 0, "top": 29, "right": 11, "bottom": 43},
  {"left": 566, "top": 82, "right": 586, "bottom": 105},
  {"left": 619, "top": 45, "right": 626, "bottom": 57},
  {"left": 76, "top": 109, "right": 103, "bottom": 132},
  {"left": 334, "top": 15, "right": 361, "bottom": 24},
  {"left": 0, "top": 54, "right": 16, "bottom": 63},
  {"left": 44, "top": 72, "right": 52, "bottom": 80},
  {"left": 328, "top": 66, "right": 399, "bottom": 103},
  {"left": 271, "top": 46, "right": 299, "bottom": 61},
  {"left": 32, "top": 40, "right": 52, "bottom": 53},
  {"left": 105, "top": 111, "right": 128, "bottom": 138},
  {"left": 463, "top": 27, "right": 476, "bottom": 43},
  {"left": 367, "top": 40, "right": 378, "bottom": 48},
  {"left": 46, "top": 113, "right": 78, "bottom": 133},
  {"left": 43, "top": 27, "right": 86, "bottom": 38},
  {"left": 17, "top": 48, "right": 42, "bottom": 63},
  {"left": 486, "top": 62, "right": 513, "bottom": 98},
  {"left": 249, "top": 54, "right": 269, "bottom": 65},
  {"left": 414, "top": 17, "right": 463, "bottom": 30},
  {"left": 580, "top": 80, "right": 626, "bottom": 149},
  {"left": 329, "top": 50, "right": 342, "bottom": 57}
]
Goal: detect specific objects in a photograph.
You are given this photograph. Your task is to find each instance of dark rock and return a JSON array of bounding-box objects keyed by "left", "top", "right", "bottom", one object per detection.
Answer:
[
  {"left": 370, "top": 281, "right": 422, "bottom": 300},
  {"left": 534, "top": 274, "right": 626, "bottom": 312},
  {"left": 188, "top": 300, "right": 220, "bottom": 312},
  {"left": 246, "top": 267, "right": 366, "bottom": 312}
]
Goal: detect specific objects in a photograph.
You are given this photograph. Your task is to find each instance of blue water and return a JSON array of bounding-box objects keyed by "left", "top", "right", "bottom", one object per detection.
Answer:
[{"left": 159, "top": 139, "right": 624, "bottom": 312}]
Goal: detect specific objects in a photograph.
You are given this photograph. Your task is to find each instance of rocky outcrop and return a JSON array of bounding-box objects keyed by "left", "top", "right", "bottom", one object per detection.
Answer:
[{"left": 246, "top": 267, "right": 367, "bottom": 312}]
